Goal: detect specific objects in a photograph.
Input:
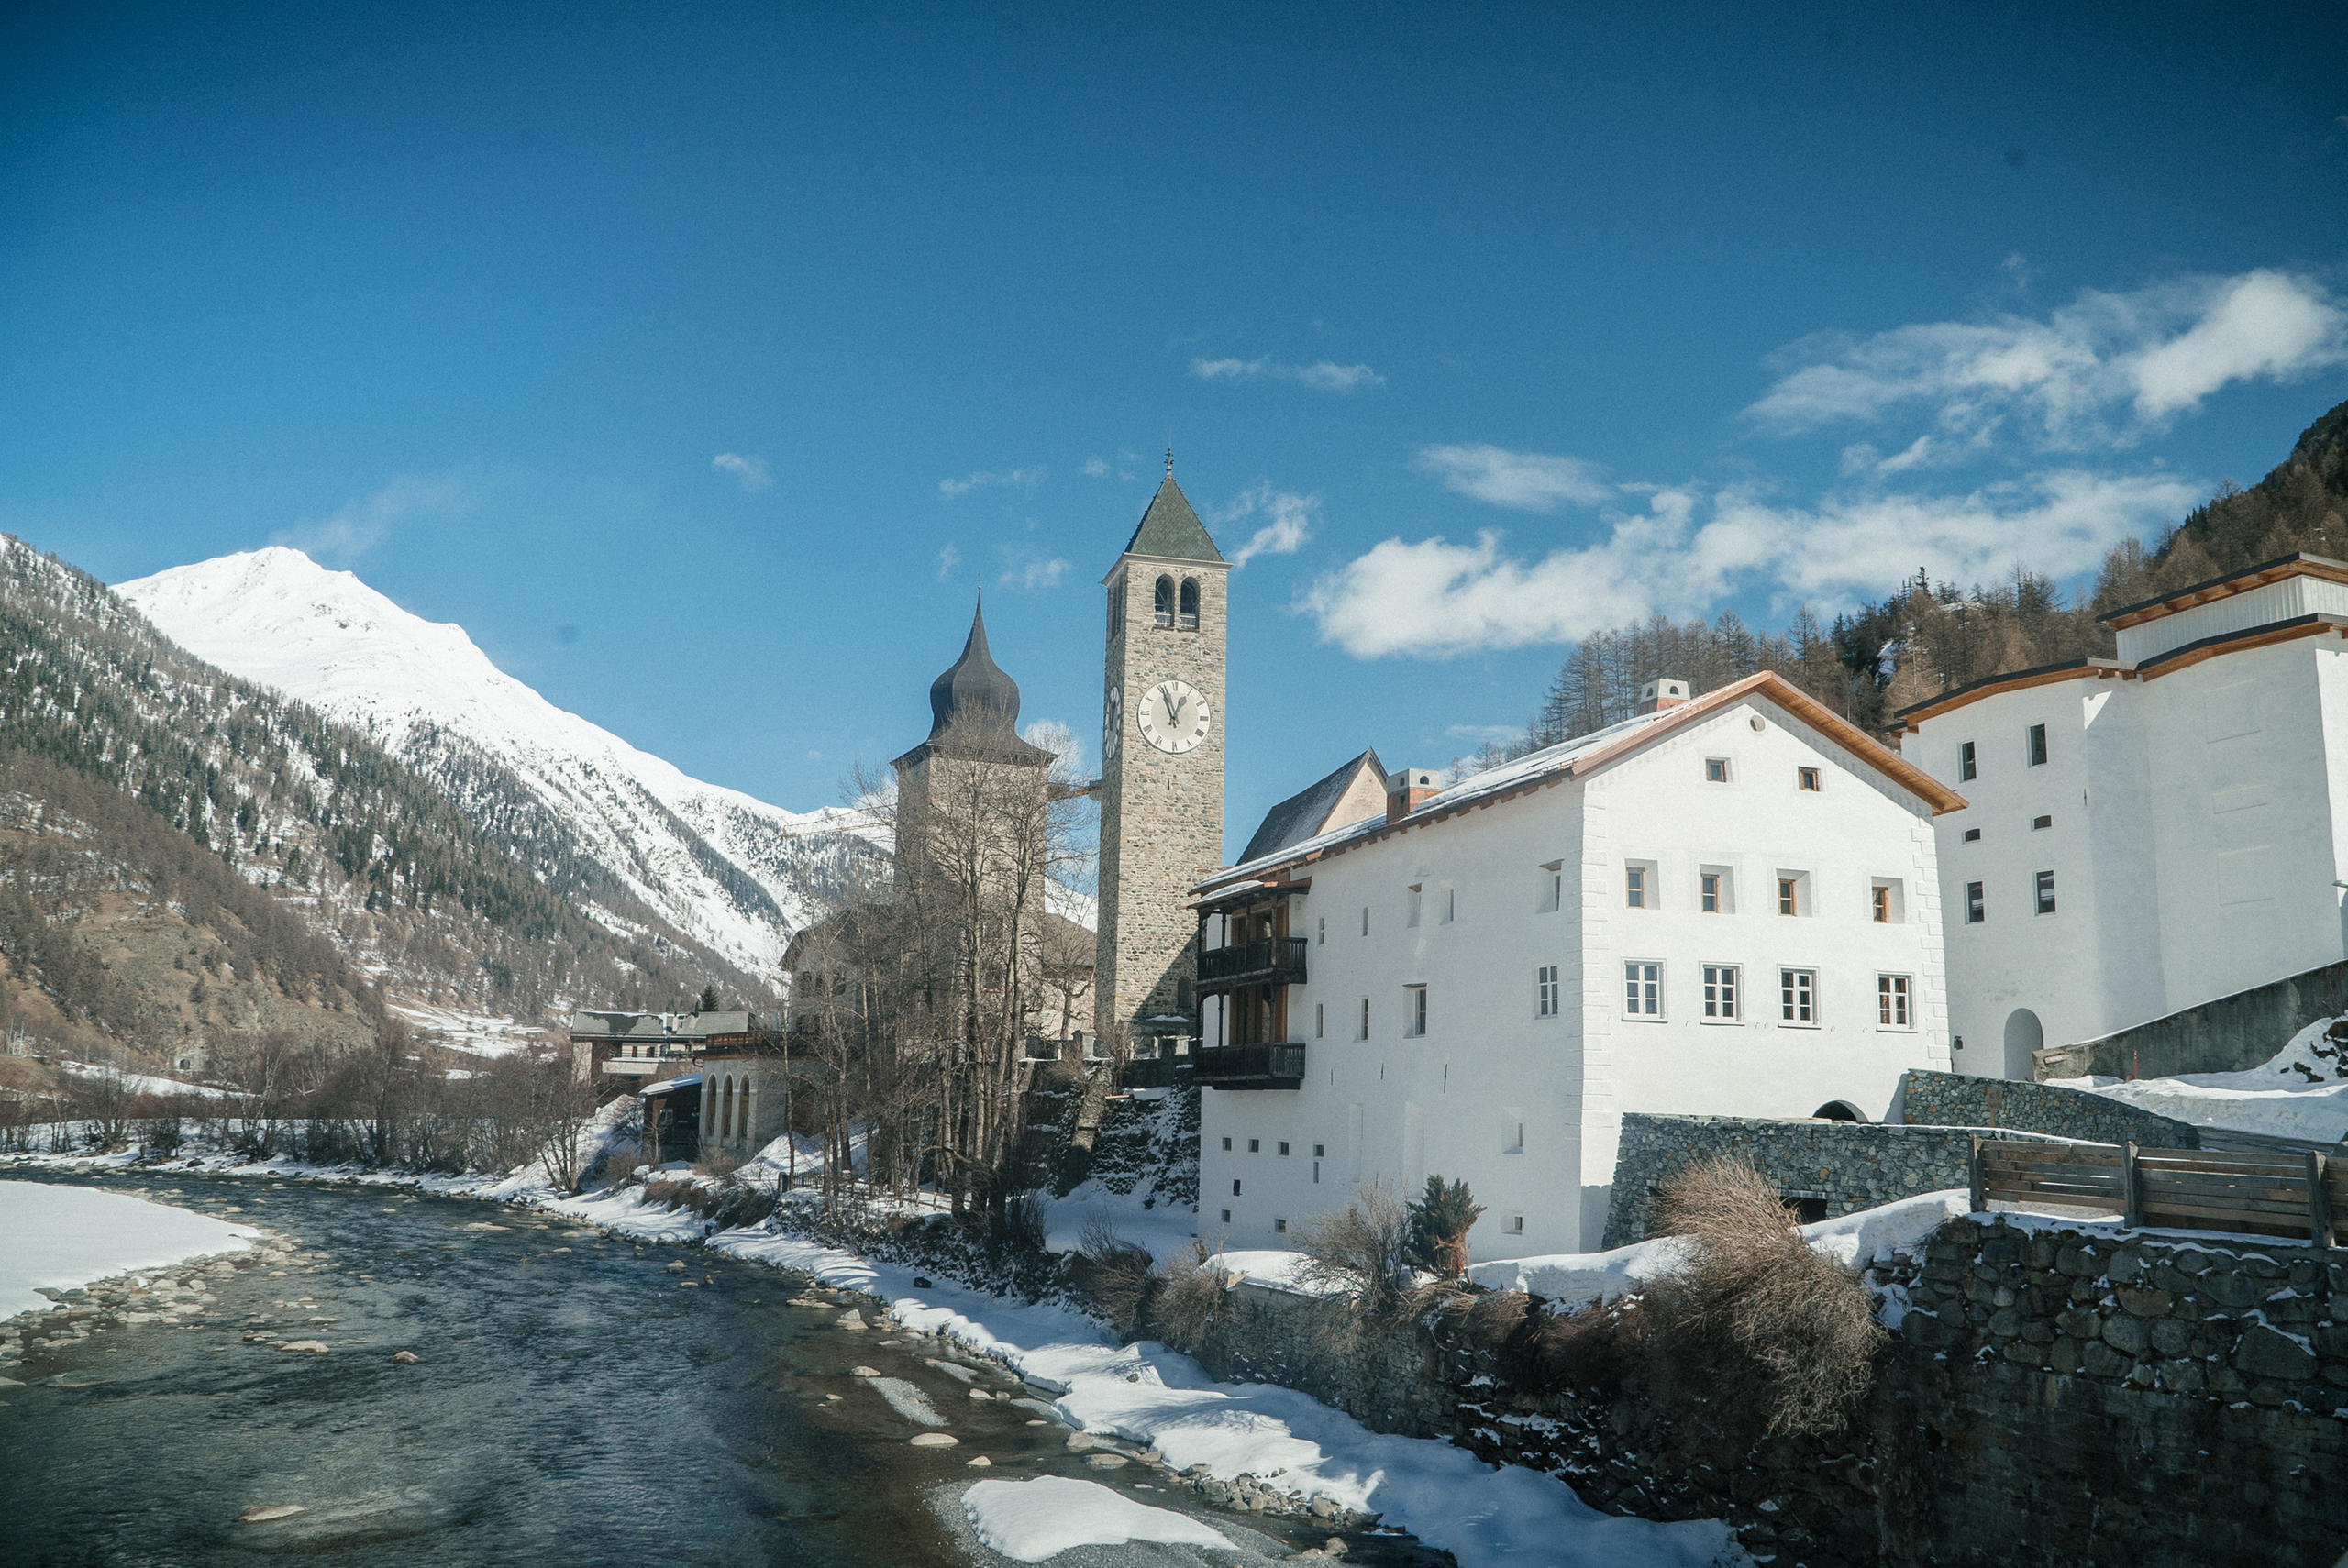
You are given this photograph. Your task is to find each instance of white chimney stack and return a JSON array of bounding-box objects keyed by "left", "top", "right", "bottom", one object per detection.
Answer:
[{"left": 1636, "top": 678, "right": 1690, "bottom": 715}]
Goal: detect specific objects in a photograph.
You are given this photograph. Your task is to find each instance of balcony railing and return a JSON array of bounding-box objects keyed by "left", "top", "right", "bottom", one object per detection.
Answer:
[
  {"left": 1181, "top": 1042, "right": 1306, "bottom": 1089},
  {"left": 1196, "top": 936, "right": 1309, "bottom": 995}
]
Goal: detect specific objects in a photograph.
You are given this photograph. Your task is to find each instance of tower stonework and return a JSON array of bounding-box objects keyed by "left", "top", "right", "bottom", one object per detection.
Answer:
[{"left": 1095, "top": 470, "right": 1228, "bottom": 1046}]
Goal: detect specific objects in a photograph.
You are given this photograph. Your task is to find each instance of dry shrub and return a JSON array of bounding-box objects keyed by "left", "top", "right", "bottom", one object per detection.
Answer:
[
  {"left": 1292, "top": 1181, "right": 1419, "bottom": 1320},
  {"left": 1144, "top": 1238, "right": 1231, "bottom": 1351},
  {"left": 1074, "top": 1216, "right": 1156, "bottom": 1340},
  {"left": 1525, "top": 1296, "right": 1645, "bottom": 1396},
  {"left": 1642, "top": 1155, "right": 1885, "bottom": 1438},
  {"left": 694, "top": 1148, "right": 742, "bottom": 1181},
  {"left": 1456, "top": 1287, "right": 1531, "bottom": 1353}
]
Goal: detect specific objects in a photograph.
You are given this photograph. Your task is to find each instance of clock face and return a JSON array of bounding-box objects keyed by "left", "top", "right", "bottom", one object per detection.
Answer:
[
  {"left": 1102, "top": 685, "right": 1123, "bottom": 762},
  {"left": 1136, "top": 679, "right": 1212, "bottom": 755}
]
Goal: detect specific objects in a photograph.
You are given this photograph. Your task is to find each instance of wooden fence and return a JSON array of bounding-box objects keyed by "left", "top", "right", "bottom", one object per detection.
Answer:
[{"left": 1969, "top": 1137, "right": 2344, "bottom": 1246}]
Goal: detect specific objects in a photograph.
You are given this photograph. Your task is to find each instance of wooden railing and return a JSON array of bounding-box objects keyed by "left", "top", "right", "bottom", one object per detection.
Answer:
[
  {"left": 1181, "top": 1042, "right": 1307, "bottom": 1089},
  {"left": 1970, "top": 1137, "right": 2344, "bottom": 1245},
  {"left": 1196, "top": 937, "right": 1309, "bottom": 994}
]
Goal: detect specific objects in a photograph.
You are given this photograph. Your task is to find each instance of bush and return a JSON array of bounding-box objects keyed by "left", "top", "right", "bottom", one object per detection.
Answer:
[
  {"left": 1404, "top": 1176, "right": 1485, "bottom": 1280},
  {"left": 1073, "top": 1216, "right": 1156, "bottom": 1340},
  {"left": 1144, "top": 1238, "right": 1231, "bottom": 1350},
  {"left": 1640, "top": 1155, "right": 1885, "bottom": 1438},
  {"left": 1292, "top": 1180, "right": 1420, "bottom": 1320}
]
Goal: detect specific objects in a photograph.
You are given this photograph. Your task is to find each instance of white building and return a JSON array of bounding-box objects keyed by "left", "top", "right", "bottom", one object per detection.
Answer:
[
  {"left": 1190, "top": 671, "right": 1964, "bottom": 1261},
  {"left": 1899, "top": 552, "right": 2348, "bottom": 1080}
]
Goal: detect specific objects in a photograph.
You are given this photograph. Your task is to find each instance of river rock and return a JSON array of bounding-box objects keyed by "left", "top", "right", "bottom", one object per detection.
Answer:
[
  {"left": 851, "top": 1365, "right": 880, "bottom": 1378},
  {"left": 464, "top": 1222, "right": 511, "bottom": 1233},
  {"left": 0, "top": 1377, "right": 23, "bottom": 1389},
  {"left": 1065, "top": 1433, "right": 1102, "bottom": 1451},
  {"left": 44, "top": 1374, "right": 105, "bottom": 1388},
  {"left": 968, "top": 1389, "right": 993, "bottom": 1400},
  {"left": 965, "top": 1455, "right": 991, "bottom": 1467},
  {"left": 1086, "top": 1453, "right": 1130, "bottom": 1470},
  {"left": 908, "top": 1432, "right": 959, "bottom": 1448},
  {"left": 393, "top": 1351, "right": 420, "bottom": 1364},
  {"left": 666, "top": 1261, "right": 688, "bottom": 1272},
  {"left": 279, "top": 1340, "right": 330, "bottom": 1354},
  {"left": 836, "top": 1311, "right": 867, "bottom": 1331},
  {"left": 237, "top": 1504, "right": 306, "bottom": 1524}
]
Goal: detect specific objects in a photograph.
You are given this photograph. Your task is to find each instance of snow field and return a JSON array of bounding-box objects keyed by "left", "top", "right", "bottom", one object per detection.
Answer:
[
  {"left": 2055, "top": 1013, "right": 2348, "bottom": 1145},
  {"left": 0, "top": 1180, "right": 262, "bottom": 1319},
  {"left": 963, "top": 1476, "right": 1235, "bottom": 1562}
]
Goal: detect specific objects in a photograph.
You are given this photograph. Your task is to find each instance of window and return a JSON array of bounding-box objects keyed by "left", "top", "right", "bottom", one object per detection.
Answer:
[
  {"left": 1701, "top": 964, "right": 1740, "bottom": 1021},
  {"left": 1966, "top": 881, "right": 1985, "bottom": 923},
  {"left": 1961, "top": 827, "right": 1980, "bottom": 843},
  {"left": 1958, "top": 741, "right": 1977, "bottom": 782},
  {"left": 1317, "top": 916, "right": 1325, "bottom": 944},
  {"left": 1179, "top": 577, "right": 1199, "bottom": 631},
  {"left": 1626, "top": 864, "right": 1649, "bottom": 908},
  {"left": 1542, "top": 859, "right": 1564, "bottom": 912},
  {"left": 1221, "top": 1209, "right": 1231, "bottom": 1223},
  {"left": 1315, "top": 1002, "right": 1324, "bottom": 1039},
  {"left": 2035, "top": 870, "right": 2056, "bottom": 915},
  {"left": 2027, "top": 723, "right": 2048, "bottom": 767},
  {"left": 1442, "top": 889, "right": 1456, "bottom": 924},
  {"left": 1108, "top": 588, "right": 1124, "bottom": 639},
  {"left": 1312, "top": 1143, "right": 1324, "bottom": 1157},
  {"left": 1221, "top": 1137, "right": 1233, "bottom": 1151},
  {"left": 1404, "top": 985, "right": 1428, "bottom": 1037},
  {"left": 1776, "top": 872, "right": 1812, "bottom": 918},
  {"left": 1871, "top": 885, "right": 1889, "bottom": 923},
  {"left": 1274, "top": 1218, "right": 1287, "bottom": 1235},
  {"left": 1247, "top": 1138, "right": 1259, "bottom": 1153},
  {"left": 1506, "top": 1214, "right": 1525, "bottom": 1235},
  {"left": 1870, "top": 878, "right": 1905, "bottom": 923},
  {"left": 1278, "top": 1142, "right": 1290, "bottom": 1156},
  {"left": 1797, "top": 766, "right": 1821, "bottom": 792},
  {"left": 1406, "top": 884, "right": 1422, "bottom": 927},
  {"left": 1624, "top": 961, "right": 1661, "bottom": 1017},
  {"left": 1877, "top": 974, "right": 1912, "bottom": 1028},
  {"left": 1153, "top": 575, "right": 1174, "bottom": 627},
  {"left": 1357, "top": 997, "right": 1370, "bottom": 1039},
  {"left": 1535, "top": 965, "right": 1560, "bottom": 1018},
  {"left": 1232, "top": 1179, "right": 1242, "bottom": 1195},
  {"left": 1502, "top": 1113, "right": 1524, "bottom": 1154},
  {"left": 1361, "top": 906, "right": 1369, "bottom": 937},
  {"left": 1705, "top": 757, "right": 1732, "bottom": 784},
  {"left": 2032, "top": 814, "right": 2052, "bottom": 830},
  {"left": 1699, "top": 868, "right": 1733, "bottom": 913},
  {"left": 1779, "top": 967, "right": 1816, "bottom": 1024}
]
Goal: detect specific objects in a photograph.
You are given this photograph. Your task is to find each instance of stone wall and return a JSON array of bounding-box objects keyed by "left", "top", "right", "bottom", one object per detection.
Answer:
[
  {"left": 1601, "top": 1112, "right": 2069, "bottom": 1248},
  {"left": 1898, "top": 1067, "right": 2201, "bottom": 1148},
  {"left": 1178, "top": 1218, "right": 2348, "bottom": 1566},
  {"left": 2041, "top": 958, "right": 2348, "bottom": 1081}
]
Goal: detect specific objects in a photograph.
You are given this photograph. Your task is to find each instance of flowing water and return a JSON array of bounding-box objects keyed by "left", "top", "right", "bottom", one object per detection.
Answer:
[{"left": 0, "top": 1170, "right": 1436, "bottom": 1567}]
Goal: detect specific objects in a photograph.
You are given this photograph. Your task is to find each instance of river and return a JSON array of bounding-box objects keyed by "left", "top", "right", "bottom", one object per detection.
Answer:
[{"left": 1, "top": 1170, "right": 1439, "bottom": 1567}]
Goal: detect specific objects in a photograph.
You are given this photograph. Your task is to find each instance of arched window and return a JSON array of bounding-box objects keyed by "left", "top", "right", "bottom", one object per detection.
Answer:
[
  {"left": 741, "top": 1079, "right": 756, "bottom": 1146},
  {"left": 1107, "top": 586, "right": 1124, "bottom": 640},
  {"left": 1179, "top": 578, "right": 1200, "bottom": 630},
  {"left": 1154, "top": 576, "right": 1174, "bottom": 627},
  {"left": 721, "top": 1078, "right": 735, "bottom": 1140}
]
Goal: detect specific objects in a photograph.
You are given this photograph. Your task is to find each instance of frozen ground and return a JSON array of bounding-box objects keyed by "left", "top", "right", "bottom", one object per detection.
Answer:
[
  {"left": 388, "top": 1003, "right": 548, "bottom": 1060},
  {"left": 0, "top": 1180, "right": 260, "bottom": 1318},
  {"left": 962, "top": 1476, "right": 1235, "bottom": 1562},
  {"left": 2054, "top": 1015, "right": 2348, "bottom": 1144},
  {"left": 61, "top": 1061, "right": 237, "bottom": 1100},
  {"left": 1466, "top": 1189, "right": 1971, "bottom": 1307}
]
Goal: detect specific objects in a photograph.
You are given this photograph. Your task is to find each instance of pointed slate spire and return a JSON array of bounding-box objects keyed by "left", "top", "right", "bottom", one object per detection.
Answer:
[
  {"left": 927, "top": 597, "right": 1023, "bottom": 740},
  {"left": 1122, "top": 471, "right": 1224, "bottom": 563}
]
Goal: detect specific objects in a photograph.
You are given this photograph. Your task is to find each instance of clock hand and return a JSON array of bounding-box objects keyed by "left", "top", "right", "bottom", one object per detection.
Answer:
[{"left": 1166, "top": 695, "right": 1187, "bottom": 724}]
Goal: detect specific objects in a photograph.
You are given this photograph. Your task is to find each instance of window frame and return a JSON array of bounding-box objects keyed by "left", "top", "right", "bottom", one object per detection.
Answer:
[
  {"left": 1877, "top": 973, "right": 1913, "bottom": 1029},
  {"left": 2034, "top": 869, "right": 2057, "bottom": 915},
  {"left": 1778, "top": 966, "right": 1818, "bottom": 1027},
  {"left": 1965, "top": 881, "right": 1985, "bottom": 924},
  {"left": 1535, "top": 964, "right": 1561, "bottom": 1019},
  {"left": 1704, "top": 756, "right": 1733, "bottom": 784},
  {"left": 1700, "top": 962, "right": 1741, "bottom": 1022},
  {"left": 1625, "top": 862, "right": 1652, "bottom": 909},
  {"left": 1796, "top": 765, "right": 1822, "bottom": 792},
  {"left": 1958, "top": 740, "right": 1977, "bottom": 782},
  {"left": 1403, "top": 984, "right": 1428, "bottom": 1038},
  {"left": 2027, "top": 723, "right": 2049, "bottom": 767},
  {"left": 1623, "top": 959, "right": 1664, "bottom": 1020}
]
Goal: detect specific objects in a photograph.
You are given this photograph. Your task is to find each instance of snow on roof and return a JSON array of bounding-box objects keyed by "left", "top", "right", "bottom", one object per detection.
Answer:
[{"left": 639, "top": 1073, "right": 702, "bottom": 1095}]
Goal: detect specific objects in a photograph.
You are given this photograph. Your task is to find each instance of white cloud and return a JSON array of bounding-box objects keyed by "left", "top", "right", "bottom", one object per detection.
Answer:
[
  {"left": 1021, "top": 718, "right": 1088, "bottom": 777},
  {"left": 1218, "top": 481, "right": 1320, "bottom": 568},
  {"left": 271, "top": 474, "right": 465, "bottom": 562},
  {"left": 1299, "top": 470, "right": 2200, "bottom": 659},
  {"left": 936, "top": 544, "right": 960, "bottom": 579},
  {"left": 807, "top": 748, "right": 823, "bottom": 760},
  {"left": 713, "top": 452, "right": 772, "bottom": 491},
  {"left": 1190, "top": 355, "right": 1385, "bottom": 392},
  {"left": 999, "top": 556, "right": 1069, "bottom": 591},
  {"left": 940, "top": 467, "right": 1046, "bottom": 498},
  {"left": 1747, "top": 268, "right": 2347, "bottom": 448},
  {"left": 1413, "top": 444, "right": 1611, "bottom": 512},
  {"left": 1080, "top": 457, "right": 1110, "bottom": 477}
]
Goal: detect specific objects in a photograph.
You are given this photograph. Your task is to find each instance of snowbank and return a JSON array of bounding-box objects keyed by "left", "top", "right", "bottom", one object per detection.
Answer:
[
  {"left": 1468, "top": 1189, "right": 1971, "bottom": 1306},
  {"left": 61, "top": 1060, "right": 237, "bottom": 1100},
  {"left": 709, "top": 1227, "right": 1731, "bottom": 1568},
  {"left": 2053, "top": 1015, "right": 2348, "bottom": 1144},
  {"left": 964, "top": 1476, "right": 1234, "bottom": 1562},
  {"left": 0, "top": 1180, "right": 260, "bottom": 1318}
]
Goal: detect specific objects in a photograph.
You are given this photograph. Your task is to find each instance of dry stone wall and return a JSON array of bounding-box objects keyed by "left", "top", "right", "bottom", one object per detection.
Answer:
[{"left": 1898, "top": 1068, "right": 2201, "bottom": 1148}]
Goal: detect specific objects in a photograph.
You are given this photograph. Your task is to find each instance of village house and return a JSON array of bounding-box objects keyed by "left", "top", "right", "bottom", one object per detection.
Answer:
[
  {"left": 1188, "top": 672, "right": 1965, "bottom": 1261},
  {"left": 1899, "top": 551, "right": 2348, "bottom": 1079}
]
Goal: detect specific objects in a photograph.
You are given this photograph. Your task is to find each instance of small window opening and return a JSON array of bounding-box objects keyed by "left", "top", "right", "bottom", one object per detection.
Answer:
[
  {"left": 1959, "top": 740, "right": 1977, "bottom": 781},
  {"left": 1962, "top": 827, "right": 1980, "bottom": 843},
  {"left": 1278, "top": 1142, "right": 1290, "bottom": 1156},
  {"left": 1153, "top": 575, "right": 1174, "bottom": 627},
  {"left": 1178, "top": 578, "right": 1200, "bottom": 630},
  {"left": 2032, "top": 814, "right": 2052, "bottom": 830},
  {"left": 1705, "top": 757, "right": 1731, "bottom": 784},
  {"left": 1797, "top": 766, "right": 1821, "bottom": 791},
  {"left": 1966, "top": 881, "right": 1985, "bottom": 923},
  {"left": 2035, "top": 870, "right": 2056, "bottom": 914},
  {"left": 2027, "top": 723, "right": 2048, "bottom": 767},
  {"left": 1247, "top": 1138, "right": 1259, "bottom": 1153}
]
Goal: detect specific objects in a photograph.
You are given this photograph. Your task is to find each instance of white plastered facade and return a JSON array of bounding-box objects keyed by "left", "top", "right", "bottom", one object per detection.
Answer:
[
  {"left": 1901, "top": 588, "right": 2348, "bottom": 1077},
  {"left": 1197, "top": 687, "right": 1952, "bottom": 1263}
]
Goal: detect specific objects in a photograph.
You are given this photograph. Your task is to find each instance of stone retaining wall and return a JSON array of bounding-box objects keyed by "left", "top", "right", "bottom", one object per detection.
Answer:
[
  {"left": 1600, "top": 1112, "right": 2067, "bottom": 1249},
  {"left": 2043, "top": 959, "right": 2348, "bottom": 1080},
  {"left": 1899, "top": 1067, "right": 2201, "bottom": 1147}
]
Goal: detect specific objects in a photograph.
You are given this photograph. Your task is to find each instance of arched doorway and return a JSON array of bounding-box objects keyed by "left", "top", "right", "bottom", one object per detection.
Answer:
[
  {"left": 2002, "top": 1009, "right": 2043, "bottom": 1081},
  {"left": 1812, "top": 1100, "right": 1864, "bottom": 1122}
]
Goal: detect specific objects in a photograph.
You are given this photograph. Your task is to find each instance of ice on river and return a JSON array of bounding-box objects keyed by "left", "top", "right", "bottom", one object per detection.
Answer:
[
  {"left": 0, "top": 1180, "right": 260, "bottom": 1318},
  {"left": 866, "top": 1375, "right": 947, "bottom": 1426},
  {"left": 963, "top": 1476, "right": 1234, "bottom": 1562}
]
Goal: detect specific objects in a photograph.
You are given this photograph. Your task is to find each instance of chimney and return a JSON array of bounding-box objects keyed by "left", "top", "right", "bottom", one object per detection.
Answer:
[
  {"left": 1636, "top": 678, "right": 1690, "bottom": 716},
  {"left": 1385, "top": 767, "right": 1438, "bottom": 825}
]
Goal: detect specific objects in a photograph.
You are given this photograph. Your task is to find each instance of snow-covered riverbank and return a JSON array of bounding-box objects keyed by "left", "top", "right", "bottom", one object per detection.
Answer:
[
  {"left": 0, "top": 1180, "right": 262, "bottom": 1320},
  {"left": 3, "top": 1143, "right": 1738, "bottom": 1568}
]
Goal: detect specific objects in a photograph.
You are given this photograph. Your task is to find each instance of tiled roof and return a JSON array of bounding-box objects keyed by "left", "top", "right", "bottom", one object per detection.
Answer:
[{"left": 1122, "top": 473, "right": 1224, "bottom": 563}]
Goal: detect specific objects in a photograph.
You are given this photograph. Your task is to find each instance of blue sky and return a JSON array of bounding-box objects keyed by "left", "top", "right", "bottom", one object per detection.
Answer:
[{"left": 6, "top": 2, "right": 2346, "bottom": 856}]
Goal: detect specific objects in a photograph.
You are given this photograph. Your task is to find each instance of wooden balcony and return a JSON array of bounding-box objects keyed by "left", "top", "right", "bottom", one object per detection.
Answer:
[
  {"left": 1196, "top": 937, "right": 1308, "bottom": 997},
  {"left": 1181, "top": 1042, "right": 1306, "bottom": 1089}
]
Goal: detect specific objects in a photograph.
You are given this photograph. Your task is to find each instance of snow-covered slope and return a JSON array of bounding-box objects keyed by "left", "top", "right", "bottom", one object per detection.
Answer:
[{"left": 118, "top": 547, "right": 862, "bottom": 984}]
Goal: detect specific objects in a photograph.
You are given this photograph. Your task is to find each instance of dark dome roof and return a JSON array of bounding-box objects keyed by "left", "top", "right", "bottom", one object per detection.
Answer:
[{"left": 927, "top": 600, "right": 1022, "bottom": 739}]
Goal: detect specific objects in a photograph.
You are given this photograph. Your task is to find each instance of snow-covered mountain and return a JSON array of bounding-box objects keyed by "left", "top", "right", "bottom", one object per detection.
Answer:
[{"left": 118, "top": 547, "right": 865, "bottom": 985}]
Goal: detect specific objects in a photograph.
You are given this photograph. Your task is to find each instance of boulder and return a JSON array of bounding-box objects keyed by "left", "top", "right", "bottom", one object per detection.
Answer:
[
  {"left": 278, "top": 1341, "right": 329, "bottom": 1354},
  {"left": 392, "top": 1351, "right": 420, "bottom": 1364},
  {"left": 237, "top": 1505, "right": 305, "bottom": 1524},
  {"left": 908, "top": 1432, "right": 959, "bottom": 1448}
]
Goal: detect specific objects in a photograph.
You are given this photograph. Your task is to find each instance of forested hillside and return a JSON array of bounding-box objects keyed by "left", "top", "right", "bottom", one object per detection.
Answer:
[
  {"left": 0, "top": 536, "right": 770, "bottom": 1065},
  {"left": 1464, "top": 395, "right": 2348, "bottom": 770}
]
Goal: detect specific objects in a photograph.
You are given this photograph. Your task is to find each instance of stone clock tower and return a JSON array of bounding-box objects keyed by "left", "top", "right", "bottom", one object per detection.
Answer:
[{"left": 1096, "top": 460, "right": 1228, "bottom": 1049}]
